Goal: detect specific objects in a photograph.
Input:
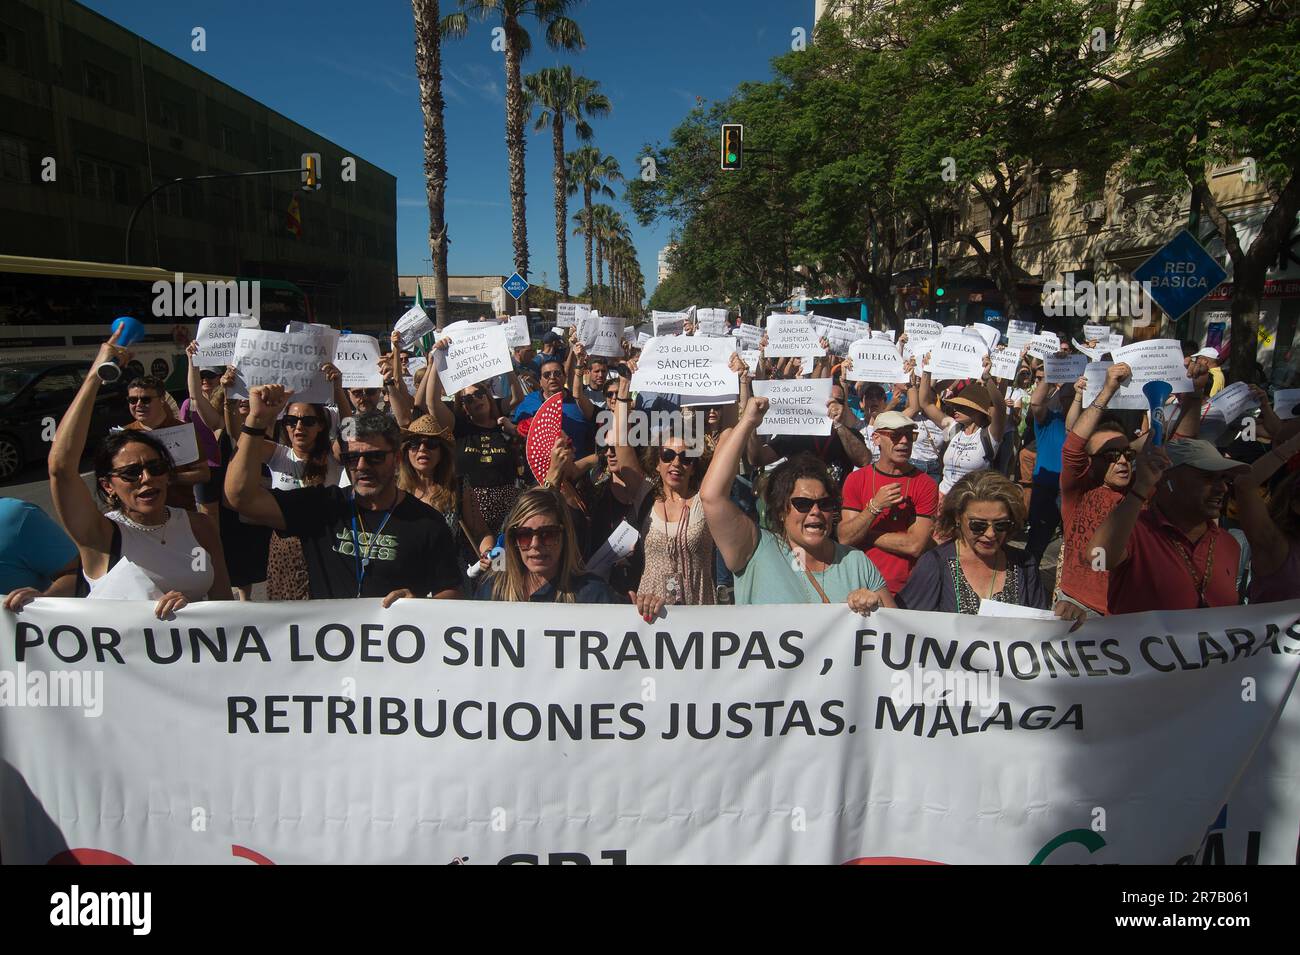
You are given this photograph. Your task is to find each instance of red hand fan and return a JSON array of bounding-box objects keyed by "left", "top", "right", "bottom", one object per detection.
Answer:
[{"left": 525, "top": 392, "right": 565, "bottom": 484}]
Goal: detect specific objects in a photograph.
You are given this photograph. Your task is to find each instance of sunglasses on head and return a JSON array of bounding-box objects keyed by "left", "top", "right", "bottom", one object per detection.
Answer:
[
  {"left": 967, "top": 518, "right": 1014, "bottom": 536},
  {"left": 406, "top": 436, "right": 443, "bottom": 452},
  {"left": 1100, "top": 449, "right": 1137, "bottom": 464},
  {"left": 284, "top": 414, "right": 320, "bottom": 430},
  {"left": 511, "top": 525, "right": 563, "bottom": 547},
  {"left": 127, "top": 395, "right": 154, "bottom": 405},
  {"left": 789, "top": 496, "right": 840, "bottom": 513},
  {"left": 110, "top": 458, "right": 169, "bottom": 483},
  {"left": 340, "top": 449, "right": 391, "bottom": 467},
  {"left": 659, "top": 448, "right": 695, "bottom": 465}
]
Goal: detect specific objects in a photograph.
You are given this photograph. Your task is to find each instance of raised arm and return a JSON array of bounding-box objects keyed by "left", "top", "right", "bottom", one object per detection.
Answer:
[
  {"left": 184, "top": 342, "right": 224, "bottom": 432},
  {"left": 224, "top": 385, "right": 291, "bottom": 531},
  {"left": 570, "top": 341, "right": 597, "bottom": 421},
  {"left": 1091, "top": 442, "right": 1169, "bottom": 568},
  {"left": 611, "top": 363, "right": 649, "bottom": 498},
  {"left": 982, "top": 356, "right": 1007, "bottom": 437},
  {"left": 1072, "top": 362, "right": 1129, "bottom": 441},
  {"left": 918, "top": 368, "right": 947, "bottom": 427},
  {"left": 1232, "top": 429, "right": 1300, "bottom": 579},
  {"left": 700, "top": 396, "right": 765, "bottom": 573}
]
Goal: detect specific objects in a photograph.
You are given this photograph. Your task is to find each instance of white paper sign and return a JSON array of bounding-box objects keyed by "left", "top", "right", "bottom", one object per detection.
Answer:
[
  {"left": 695, "top": 308, "right": 729, "bottom": 337},
  {"left": 332, "top": 334, "right": 383, "bottom": 389},
  {"left": 765, "top": 314, "right": 822, "bottom": 358},
  {"left": 149, "top": 421, "right": 200, "bottom": 467},
  {"left": 1203, "top": 381, "right": 1259, "bottom": 428},
  {"left": 1082, "top": 362, "right": 1150, "bottom": 411},
  {"left": 394, "top": 304, "right": 435, "bottom": 350},
  {"left": 1044, "top": 352, "right": 1089, "bottom": 384},
  {"left": 1071, "top": 339, "right": 1107, "bottom": 362},
  {"left": 928, "top": 330, "right": 988, "bottom": 380},
  {"left": 575, "top": 315, "right": 600, "bottom": 348},
  {"left": 905, "top": 318, "right": 943, "bottom": 340},
  {"left": 1274, "top": 388, "right": 1300, "bottom": 420},
  {"left": 1082, "top": 323, "right": 1111, "bottom": 343},
  {"left": 592, "top": 317, "right": 626, "bottom": 359},
  {"left": 1113, "top": 339, "right": 1193, "bottom": 394},
  {"left": 556, "top": 302, "right": 589, "bottom": 329},
  {"left": 989, "top": 348, "right": 1021, "bottom": 381},
  {"left": 739, "top": 349, "right": 762, "bottom": 370},
  {"left": 232, "top": 328, "right": 332, "bottom": 404},
  {"left": 969, "top": 324, "right": 1002, "bottom": 351},
  {"left": 1006, "top": 319, "right": 1037, "bottom": 351},
  {"left": 636, "top": 332, "right": 652, "bottom": 348},
  {"left": 752, "top": 378, "right": 832, "bottom": 436},
  {"left": 846, "top": 340, "right": 906, "bottom": 383},
  {"left": 871, "top": 329, "right": 898, "bottom": 342},
  {"left": 1108, "top": 333, "right": 1125, "bottom": 352},
  {"left": 193, "top": 315, "right": 252, "bottom": 368},
  {"left": 977, "top": 598, "right": 1062, "bottom": 621},
  {"left": 631, "top": 337, "right": 737, "bottom": 398},
  {"left": 432, "top": 325, "right": 513, "bottom": 394},
  {"left": 585, "top": 521, "right": 640, "bottom": 581},
  {"left": 1026, "top": 332, "right": 1062, "bottom": 360},
  {"left": 504, "top": 315, "right": 531, "bottom": 349},
  {"left": 732, "top": 324, "right": 763, "bottom": 348},
  {"left": 652, "top": 311, "right": 688, "bottom": 337}
]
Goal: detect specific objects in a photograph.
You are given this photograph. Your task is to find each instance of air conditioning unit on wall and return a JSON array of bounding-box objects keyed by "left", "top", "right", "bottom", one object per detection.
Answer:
[{"left": 1082, "top": 201, "right": 1106, "bottom": 224}]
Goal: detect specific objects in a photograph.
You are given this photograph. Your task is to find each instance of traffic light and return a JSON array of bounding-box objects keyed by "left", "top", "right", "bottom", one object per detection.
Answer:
[
  {"left": 301, "top": 152, "right": 321, "bottom": 191},
  {"left": 934, "top": 267, "right": 947, "bottom": 298},
  {"left": 720, "top": 124, "right": 743, "bottom": 171}
]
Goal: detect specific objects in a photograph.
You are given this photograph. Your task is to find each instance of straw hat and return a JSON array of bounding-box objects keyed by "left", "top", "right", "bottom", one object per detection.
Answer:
[
  {"left": 400, "top": 414, "right": 454, "bottom": 447},
  {"left": 943, "top": 381, "right": 993, "bottom": 418}
]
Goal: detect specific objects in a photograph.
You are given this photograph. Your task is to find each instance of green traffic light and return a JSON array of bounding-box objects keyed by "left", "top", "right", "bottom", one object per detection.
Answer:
[
  {"left": 727, "top": 152, "right": 737, "bottom": 163},
  {"left": 935, "top": 288, "right": 945, "bottom": 297}
]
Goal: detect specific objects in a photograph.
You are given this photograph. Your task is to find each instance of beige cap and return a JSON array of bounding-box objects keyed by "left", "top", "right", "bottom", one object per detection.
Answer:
[
  {"left": 872, "top": 411, "right": 917, "bottom": 431},
  {"left": 1165, "top": 438, "right": 1248, "bottom": 473}
]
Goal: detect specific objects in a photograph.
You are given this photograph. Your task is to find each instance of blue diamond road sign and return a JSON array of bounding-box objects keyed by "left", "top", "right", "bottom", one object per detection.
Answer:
[
  {"left": 503, "top": 272, "right": 529, "bottom": 299},
  {"left": 1132, "top": 229, "right": 1228, "bottom": 321}
]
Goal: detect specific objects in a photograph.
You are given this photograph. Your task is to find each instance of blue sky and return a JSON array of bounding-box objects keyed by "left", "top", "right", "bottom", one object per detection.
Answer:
[{"left": 83, "top": 0, "right": 815, "bottom": 298}]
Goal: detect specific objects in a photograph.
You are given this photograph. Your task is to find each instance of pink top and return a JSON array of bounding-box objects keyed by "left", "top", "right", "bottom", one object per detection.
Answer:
[{"left": 1248, "top": 541, "right": 1300, "bottom": 605}]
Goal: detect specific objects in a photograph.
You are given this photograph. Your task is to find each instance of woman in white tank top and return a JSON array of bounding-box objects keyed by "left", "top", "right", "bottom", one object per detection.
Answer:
[
  {"left": 917, "top": 358, "right": 1007, "bottom": 496},
  {"left": 46, "top": 333, "right": 232, "bottom": 617}
]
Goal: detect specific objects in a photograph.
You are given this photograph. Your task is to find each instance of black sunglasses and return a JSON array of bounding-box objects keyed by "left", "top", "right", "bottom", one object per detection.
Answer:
[
  {"left": 110, "top": 459, "right": 170, "bottom": 482},
  {"left": 967, "top": 518, "right": 1015, "bottom": 535},
  {"left": 462, "top": 389, "right": 488, "bottom": 401},
  {"left": 1100, "top": 449, "right": 1137, "bottom": 464},
  {"left": 283, "top": 415, "right": 320, "bottom": 430},
  {"left": 789, "top": 496, "right": 840, "bottom": 513},
  {"left": 340, "top": 450, "right": 392, "bottom": 467},
  {"left": 511, "top": 525, "right": 563, "bottom": 547},
  {"left": 659, "top": 448, "right": 696, "bottom": 465},
  {"left": 199, "top": 370, "right": 220, "bottom": 380},
  {"left": 406, "top": 437, "right": 444, "bottom": 452},
  {"left": 126, "top": 395, "right": 154, "bottom": 405},
  {"left": 540, "top": 369, "right": 565, "bottom": 380}
]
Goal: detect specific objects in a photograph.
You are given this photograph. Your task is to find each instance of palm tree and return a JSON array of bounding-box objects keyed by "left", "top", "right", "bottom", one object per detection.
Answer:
[
  {"left": 412, "top": 0, "right": 450, "bottom": 328},
  {"left": 524, "top": 67, "right": 609, "bottom": 299},
  {"left": 442, "top": 1, "right": 586, "bottom": 310},
  {"left": 588, "top": 204, "right": 630, "bottom": 312},
  {"left": 566, "top": 146, "right": 621, "bottom": 296}
]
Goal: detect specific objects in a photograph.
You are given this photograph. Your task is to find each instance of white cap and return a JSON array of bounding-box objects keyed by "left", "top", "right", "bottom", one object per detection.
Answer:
[{"left": 1192, "top": 346, "right": 1220, "bottom": 360}]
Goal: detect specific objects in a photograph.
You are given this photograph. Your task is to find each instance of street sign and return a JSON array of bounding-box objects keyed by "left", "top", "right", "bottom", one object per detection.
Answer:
[
  {"left": 1132, "top": 229, "right": 1228, "bottom": 320},
  {"left": 503, "top": 272, "right": 530, "bottom": 300}
]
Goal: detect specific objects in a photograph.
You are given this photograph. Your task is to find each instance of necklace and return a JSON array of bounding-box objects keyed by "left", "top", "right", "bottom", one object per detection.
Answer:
[{"left": 116, "top": 510, "right": 168, "bottom": 545}]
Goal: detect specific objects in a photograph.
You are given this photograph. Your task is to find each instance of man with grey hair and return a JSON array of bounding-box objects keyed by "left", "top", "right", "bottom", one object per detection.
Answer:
[{"left": 225, "top": 386, "right": 461, "bottom": 603}]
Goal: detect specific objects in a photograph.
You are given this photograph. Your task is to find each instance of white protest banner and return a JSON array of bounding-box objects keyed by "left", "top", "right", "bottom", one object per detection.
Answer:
[
  {"left": 846, "top": 339, "right": 905, "bottom": 383},
  {"left": 504, "top": 315, "right": 531, "bottom": 349},
  {"left": 905, "top": 318, "right": 943, "bottom": 340},
  {"left": 1082, "top": 323, "right": 1111, "bottom": 343},
  {"left": 631, "top": 337, "right": 737, "bottom": 398},
  {"left": 871, "top": 329, "right": 897, "bottom": 342},
  {"left": 1274, "top": 388, "right": 1300, "bottom": 420},
  {"left": 989, "top": 347, "right": 1021, "bottom": 382},
  {"left": 968, "top": 323, "right": 1001, "bottom": 352},
  {"left": 232, "top": 328, "right": 332, "bottom": 404},
  {"left": 394, "top": 304, "right": 435, "bottom": 350},
  {"left": 1114, "top": 338, "right": 1193, "bottom": 394},
  {"left": 928, "top": 329, "right": 988, "bottom": 380},
  {"left": 591, "top": 317, "right": 626, "bottom": 359},
  {"left": 193, "top": 314, "right": 254, "bottom": 368},
  {"left": 652, "top": 310, "right": 688, "bottom": 337},
  {"left": 752, "top": 378, "right": 832, "bottom": 435},
  {"left": 764, "top": 314, "right": 821, "bottom": 358},
  {"left": 1006, "top": 319, "right": 1037, "bottom": 351},
  {"left": 2, "top": 599, "right": 1296, "bottom": 864},
  {"left": 1202, "top": 381, "right": 1259, "bottom": 433},
  {"left": 432, "top": 324, "right": 513, "bottom": 394},
  {"left": 1082, "top": 361, "right": 1149, "bottom": 411},
  {"left": 1026, "top": 331, "right": 1061, "bottom": 360},
  {"left": 732, "top": 323, "right": 762, "bottom": 348},
  {"left": 695, "top": 308, "right": 729, "bottom": 337},
  {"left": 147, "top": 421, "right": 200, "bottom": 466},
  {"left": 1044, "top": 352, "right": 1088, "bottom": 385},
  {"left": 332, "top": 334, "right": 383, "bottom": 389}
]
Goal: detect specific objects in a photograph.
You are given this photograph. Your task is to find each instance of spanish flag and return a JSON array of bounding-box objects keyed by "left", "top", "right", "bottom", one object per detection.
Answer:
[{"left": 286, "top": 194, "right": 302, "bottom": 238}]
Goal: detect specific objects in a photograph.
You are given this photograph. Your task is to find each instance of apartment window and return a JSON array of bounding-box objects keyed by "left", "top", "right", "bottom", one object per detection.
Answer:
[
  {"left": 0, "top": 22, "right": 30, "bottom": 71},
  {"left": 83, "top": 62, "right": 118, "bottom": 107},
  {"left": 156, "top": 97, "right": 186, "bottom": 134},
  {"left": 77, "top": 156, "right": 129, "bottom": 203},
  {"left": 0, "top": 135, "right": 31, "bottom": 183},
  {"left": 1018, "top": 178, "right": 1050, "bottom": 220},
  {"left": 220, "top": 125, "right": 238, "bottom": 154}
]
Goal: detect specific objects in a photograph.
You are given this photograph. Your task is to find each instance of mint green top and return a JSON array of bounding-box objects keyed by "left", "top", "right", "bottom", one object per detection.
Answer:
[{"left": 733, "top": 528, "right": 887, "bottom": 605}]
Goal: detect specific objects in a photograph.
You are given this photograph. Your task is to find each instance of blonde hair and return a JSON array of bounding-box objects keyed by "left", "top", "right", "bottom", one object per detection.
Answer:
[
  {"left": 491, "top": 486, "right": 585, "bottom": 603},
  {"left": 937, "top": 469, "right": 1027, "bottom": 540},
  {"left": 397, "top": 434, "right": 457, "bottom": 514}
]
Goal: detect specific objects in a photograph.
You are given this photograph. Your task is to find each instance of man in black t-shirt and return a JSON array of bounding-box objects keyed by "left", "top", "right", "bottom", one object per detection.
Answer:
[{"left": 225, "top": 387, "right": 461, "bottom": 603}]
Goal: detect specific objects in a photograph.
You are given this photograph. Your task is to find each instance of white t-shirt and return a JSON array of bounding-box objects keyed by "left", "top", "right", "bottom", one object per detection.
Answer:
[
  {"left": 909, "top": 415, "right": 946, "bottom": 471},
  {"left": 267, "top": 444, "right": 343, "bottom": 491},
  {"left": 939, "top": 419, "right": 1001, "bottom": 495}
]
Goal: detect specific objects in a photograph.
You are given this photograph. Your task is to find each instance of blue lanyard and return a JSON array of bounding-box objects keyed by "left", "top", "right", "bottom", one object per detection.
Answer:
[{"left": 349, "top": 491, "right": 396, "bottom": 597}]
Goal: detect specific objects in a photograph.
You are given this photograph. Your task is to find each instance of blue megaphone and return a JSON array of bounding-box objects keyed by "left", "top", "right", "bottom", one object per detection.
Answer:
[
  {"left": 96, "top": 315, "right": 146, "bottom": 382},
  {"left": 1142, "top": 379, "right": 1173, "bottom": 446}
]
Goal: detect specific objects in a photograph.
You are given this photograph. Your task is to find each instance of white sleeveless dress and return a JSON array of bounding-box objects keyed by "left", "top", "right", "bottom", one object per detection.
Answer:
[{"left": 86, "top": 507, "right": 213, "bottom": 600}]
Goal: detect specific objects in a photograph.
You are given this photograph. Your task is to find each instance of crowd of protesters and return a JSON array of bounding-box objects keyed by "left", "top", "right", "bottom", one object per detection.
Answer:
[{"left": 3, "top": 311, "right": 1298, "bottom": 627}]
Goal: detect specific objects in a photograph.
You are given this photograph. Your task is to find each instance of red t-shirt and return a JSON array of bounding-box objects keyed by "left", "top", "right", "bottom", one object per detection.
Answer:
[
  {"left": 1107, "top": 507, "right": 1241, "bottom": 615},
  {"left": 841, "top": 465, "right": 939, "bottom": 594},
  {"left": 1058, "top": 431, "right": 1124, "bottom": 613}
]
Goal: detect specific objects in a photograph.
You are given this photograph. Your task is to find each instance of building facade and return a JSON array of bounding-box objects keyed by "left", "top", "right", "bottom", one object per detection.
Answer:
[{"left": 0, "top": 0, "right": 398, "bottom": 329}]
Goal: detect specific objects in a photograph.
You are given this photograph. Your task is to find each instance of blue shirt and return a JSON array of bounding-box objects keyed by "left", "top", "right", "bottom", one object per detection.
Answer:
[
  {"left": 0, "top": 499, "right": 78, "bottom": 593},
  {"left": 1032, "top": 409, "right": 1067, "bottom": 485},
  {"left": 512, "top": 389, "right": 596, "bottom": 457}
]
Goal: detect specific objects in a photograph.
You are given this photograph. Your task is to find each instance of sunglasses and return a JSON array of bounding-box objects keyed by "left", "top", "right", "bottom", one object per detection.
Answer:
[
  {"left": 351, "top": 388, "right": 381, "bottom": 397},
  {"left": 789, "top": 496, "right": 840, "bottom": 513},
  {"left": 110, "top": 458, "right": 170, "bottom": 482},
  {"left": 1100, "top": 449, "right": 1137, "bottom": 464},
  {"left": 511, "top": 525, "right": 563, "bottom": 547},
  {"left": 659, "top": 448, "right": 696, "bottom": 465},
  {"left": 340, "top": 450, "right": 392, "bottom": 467},
  {"left": 967, "top": 518, "right": 1015, "bottom": 536},
  {"left": 126, "top": 395, "right": 154, "bottom": 405},
  {"left": 540, "top": 370, "right": 565, "bottom": 380},
  {"left": 199, "top": 371, "right": 220, "bottom": 381},
  {"left": 605, "top": 390, "right": 619, "bottom": 400},
  {"left": 463, "top": 390, "right": 488, "bottom": 401},
  {"left": 875, "top": 429, "right": 915, "bottom": 441},
  {"left": 283, "top": 415, "right": 320, "bottom": 430},
  {"left": 406, "top": 437, "right": 444, "bottom": 452}
]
